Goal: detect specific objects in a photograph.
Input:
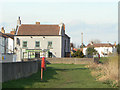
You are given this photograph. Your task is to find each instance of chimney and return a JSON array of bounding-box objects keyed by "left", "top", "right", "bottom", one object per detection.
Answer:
[
  {"left": 17, "top": 16, "right": 21, "bottom": 26},
  {"left": 1, "top": 27, "right": 5, "bottom": 33},
  {"left": 36, "top": 22, "right": 40, "bottom": 25},
  {"left": 62, "top": 23, "right": 65, "bottom": 31},
  {"left": 59, "top": 22, "right": 65, "bottom": 35},
  {"left": 90, "top": 41, "right": 93, "bottom": 45},
  {"left": 10, "top": 31, "right": 15, "bottom": 35}
]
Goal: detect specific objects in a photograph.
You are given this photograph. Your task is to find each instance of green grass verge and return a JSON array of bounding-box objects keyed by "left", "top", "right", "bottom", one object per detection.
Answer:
[
  {"left": 99, "top": 57, "right": 109, "bottom": 64},
  {"left": 3, "top": 64, "right": 112, "bottom": 88}
]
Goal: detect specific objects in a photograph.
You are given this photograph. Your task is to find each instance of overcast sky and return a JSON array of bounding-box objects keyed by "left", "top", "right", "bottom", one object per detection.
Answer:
[{"left": 0, "top": 0, "right": 118, "bottom": 46}]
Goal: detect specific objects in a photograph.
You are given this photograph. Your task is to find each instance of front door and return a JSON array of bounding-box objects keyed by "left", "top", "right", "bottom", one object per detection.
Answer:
[{"left": 35, "top": 52, "right": 40, "bottom": 58}]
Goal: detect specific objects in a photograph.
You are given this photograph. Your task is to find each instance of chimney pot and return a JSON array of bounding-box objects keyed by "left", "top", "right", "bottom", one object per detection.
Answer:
[
  {"left": 90, "top": 41, "right": 93, "bottom": 45},
  {"left": 10, "top": 31, "right": 15, "bottom": 35},
  {"left": 36, "top": 22, "right": 40, "bottom": 25},
  {"left": 1, "top": 27, "right": 5, "bottom": 33},
  {"left": 17, "top": 16, "right": 21, "bottom": 26}
]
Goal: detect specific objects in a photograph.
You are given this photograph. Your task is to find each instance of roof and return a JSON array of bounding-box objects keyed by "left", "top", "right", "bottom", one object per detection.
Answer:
[
  {"left": 65, "top": 34, "right": 70, "bottom": 39},
  {"left": 85, "top": 43, "right": 113, "bottom": 48},
  {"left": 73, "top": 48, "right": 78, "bottom": 51},
  {"left": 17, "top": 24, "right": 60, "bottom": 36},
  {"left": 0, "top": 32, "right": 14, "bottom": 39}
]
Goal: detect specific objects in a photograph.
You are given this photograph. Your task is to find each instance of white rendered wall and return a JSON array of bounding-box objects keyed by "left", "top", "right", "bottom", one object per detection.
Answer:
[
  {"left": 83, "top": 47, "right": 113, "bottom": 57},
  {"left": 8, "top": 38, "right": 14, "bottom": 53},
  {"left": 14, "top": 36, "right": 62, "bottom": 61}
]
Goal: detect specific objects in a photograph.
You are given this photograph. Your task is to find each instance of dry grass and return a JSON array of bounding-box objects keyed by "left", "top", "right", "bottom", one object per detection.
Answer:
[{"left": 86, "top": 54, "right": 118, "bottom": 88}]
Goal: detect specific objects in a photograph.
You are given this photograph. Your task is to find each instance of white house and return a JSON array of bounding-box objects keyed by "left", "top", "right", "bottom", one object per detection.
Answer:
[
  {"left": 83, "top": 42, "right": 116, "bottom": 57},
  {"left": 0, "top": 28, "right": 14, "bottom": 62},
  {"left": 14, "top": 18, "right": 70, "bottom": 61},
  {"left": 0, "top": 32, "right": 6, "bottom": 61}
]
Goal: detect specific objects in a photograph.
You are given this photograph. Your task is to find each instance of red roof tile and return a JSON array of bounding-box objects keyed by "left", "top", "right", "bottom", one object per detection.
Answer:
[
  {"left": 85, "top": 43, "right": 113, "bottom": 48},
  {"left": 17, "top": 24, "right": 60, "bottom": 35}
]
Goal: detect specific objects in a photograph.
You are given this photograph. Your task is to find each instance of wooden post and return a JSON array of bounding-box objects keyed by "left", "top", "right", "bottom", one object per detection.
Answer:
[{"left": 41, "top": 68, "right": 43, "bottom": 80}]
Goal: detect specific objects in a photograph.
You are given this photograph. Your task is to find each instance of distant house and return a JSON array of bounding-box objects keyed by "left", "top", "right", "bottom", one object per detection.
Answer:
[
  {"left": 14, "top": 17, "right": 70, "bottom": 61},
  {"left": 0, "top": 28, "right": 14, "bottom": 61},
  {"left": 83, "top": 42, "right": 116, "bottom": 57}
]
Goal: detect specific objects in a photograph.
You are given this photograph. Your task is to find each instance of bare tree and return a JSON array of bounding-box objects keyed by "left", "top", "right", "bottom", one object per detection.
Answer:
[
  {"left": 70, "top": 43, "right": 76, "bottom": 48},
  {"left": 89, "top": 39, "right": 101, "bottom": 44}
]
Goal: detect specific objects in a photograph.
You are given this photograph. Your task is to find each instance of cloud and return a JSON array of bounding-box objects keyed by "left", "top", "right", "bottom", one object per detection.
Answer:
[{"left": 66, "top": 21, "right": 118, "bottom": 45}]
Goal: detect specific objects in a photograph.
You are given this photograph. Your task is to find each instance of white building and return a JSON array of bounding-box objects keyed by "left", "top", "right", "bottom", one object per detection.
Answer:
[
  {"left": 14, "top": 18, "right": 70, "bottom": 61},
  {"left": 83, "top": 42, "right": 116, "bottom": 57},
  {"left": 0, "top": 32, "right": 6, "bottom": 61},
  {"left": 0, "top": 28, "right": 14, "bottom": 61}
]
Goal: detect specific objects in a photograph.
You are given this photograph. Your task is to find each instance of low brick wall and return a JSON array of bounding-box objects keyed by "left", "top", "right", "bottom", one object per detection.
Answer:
[
  {"left": 46, "top": 58, "right": 97, "bottom": 64},
  {"left": 2, "top": 60, "right": 41, "bottom": 82}
]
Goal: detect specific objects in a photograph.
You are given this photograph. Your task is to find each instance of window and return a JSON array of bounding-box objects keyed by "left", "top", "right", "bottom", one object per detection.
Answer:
[
  {"left": 17, "top": 38, "right": 20, "bottom": 46},
  {"left": 23, "top": 41, "right": 27, "bottom": 48},
  {"left": 48, "top": 41, "right": 52, "bottom": 48},
  {"left": 35, "top": 41, "right": 40, "bottom": 47}
]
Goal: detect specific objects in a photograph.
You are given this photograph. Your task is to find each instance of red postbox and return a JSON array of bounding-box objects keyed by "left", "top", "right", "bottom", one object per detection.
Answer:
[
  {"left": 41, "top": 57, "right": 46, "bottom": 70},
  {"left": 41, "top": 57, "right": 46, "bottom": 80}
]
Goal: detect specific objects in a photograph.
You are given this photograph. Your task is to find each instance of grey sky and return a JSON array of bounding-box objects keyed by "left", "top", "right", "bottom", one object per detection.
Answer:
[{"left": 0, "top": 0, "right": 118, "bottom": 46}]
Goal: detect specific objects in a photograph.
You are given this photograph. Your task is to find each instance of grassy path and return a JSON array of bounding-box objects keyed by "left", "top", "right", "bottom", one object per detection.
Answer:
[{"left": 3, "top": 64, "right": 112, "bottom": 88}]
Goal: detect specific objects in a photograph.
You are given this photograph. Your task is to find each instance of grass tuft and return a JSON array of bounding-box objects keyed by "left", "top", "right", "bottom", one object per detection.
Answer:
[{"left": 87, "top": 54, "right": 118, "bottom": 88}]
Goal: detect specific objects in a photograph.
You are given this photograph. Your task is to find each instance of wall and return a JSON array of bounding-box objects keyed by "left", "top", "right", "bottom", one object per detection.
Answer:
[
  {"left": 0, "top": 36, "right": 2, "bottom": 61},
  {"left": 2, "top": 54, "right": 16, "bottom": 62},
  {"left": 46, "top": 58, "right": 96, "bottom": 64},
  {"left": 8, "top": 38, "right": 14, "bottom": 53},
  {"left": 14, "top": 36, "right": 62, "bottom": 61},
  {"left": 0, "top": 36, "right": 5, "bottom": 54},
  {"left": 61, "top": 35, "right": 70, "bottom": 57},
  {"left": 2, "top": 60, "right": 41, "bottom": 82}
]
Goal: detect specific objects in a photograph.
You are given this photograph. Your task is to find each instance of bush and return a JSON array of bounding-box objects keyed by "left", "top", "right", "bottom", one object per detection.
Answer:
[
  {"left": 86, "top": 47, "right": 97, "bottom": 56},
  {"left": 72, "top": 50, "right": 84, "bottom": 58},
  {"left": 116, "top": 44, "right": 120, "bottom": 54}
]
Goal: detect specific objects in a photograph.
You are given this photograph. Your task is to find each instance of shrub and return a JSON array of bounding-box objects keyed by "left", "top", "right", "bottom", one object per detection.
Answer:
[
  {"left": 72, "top": 50, "right": 84, "bottom": 58},
  {"left": 116, "top": 44, "right": 120, "bottom": 54},
  {"left": 86, "top": 47, "right": 97, "bottom": 56}
]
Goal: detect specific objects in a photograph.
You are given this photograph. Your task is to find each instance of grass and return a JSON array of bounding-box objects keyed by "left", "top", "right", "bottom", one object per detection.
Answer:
[
  {"left": 3, "top": 64, "right": 112, "bottom": 88},
  {"left": 87, "top": 55, "right": 118, "bottom": 88},
  {"left": 99, "top": 57, "right": 109, "bottom": 64}
]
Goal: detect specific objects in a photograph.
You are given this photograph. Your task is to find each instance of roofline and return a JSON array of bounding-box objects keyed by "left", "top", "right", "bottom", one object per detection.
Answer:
[
  {"left": 15, "top": 34, "right": 71, "bottom": 39},
  {"left": 15, "top": 35, "right": 62, "bottom": 36},
  {"left": 84, "top": 46, "right": 113, "bottom": 48},
  {"left": 0, "top": 32, "right": 14, "bottom": 39},
  {"left": 21, "top": 24, "right": 59, "bottom": 26},
  {"left": 65, "top": 34, "right": 70, "bottom": 39}
]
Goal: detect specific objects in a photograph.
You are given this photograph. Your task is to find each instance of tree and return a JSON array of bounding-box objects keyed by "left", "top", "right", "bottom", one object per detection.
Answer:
[
  {"left": 70, "top": 43, "right": 76, "bottom": 48},
  {"left": 116, "top": 44, "right": 120, "bottom": 54},
  {"left": 80, "top": 43, "right": 85, "bottom": 48},
  {"left": 86, "top": 46, "right": 97, "bottom": 56},
  {"left": 89, "top": 39, "right": 101, "bottom": 44}
]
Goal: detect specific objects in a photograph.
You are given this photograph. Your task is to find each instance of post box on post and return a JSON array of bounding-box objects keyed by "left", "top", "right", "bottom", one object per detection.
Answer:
[{"left": 41, "top": 57, "right": 46, "bottom": 80}]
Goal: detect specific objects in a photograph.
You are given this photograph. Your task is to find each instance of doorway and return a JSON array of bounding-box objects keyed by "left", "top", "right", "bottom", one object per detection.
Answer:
[{"left": 35, "top": 52, "right": 40, "bottom": 58}]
